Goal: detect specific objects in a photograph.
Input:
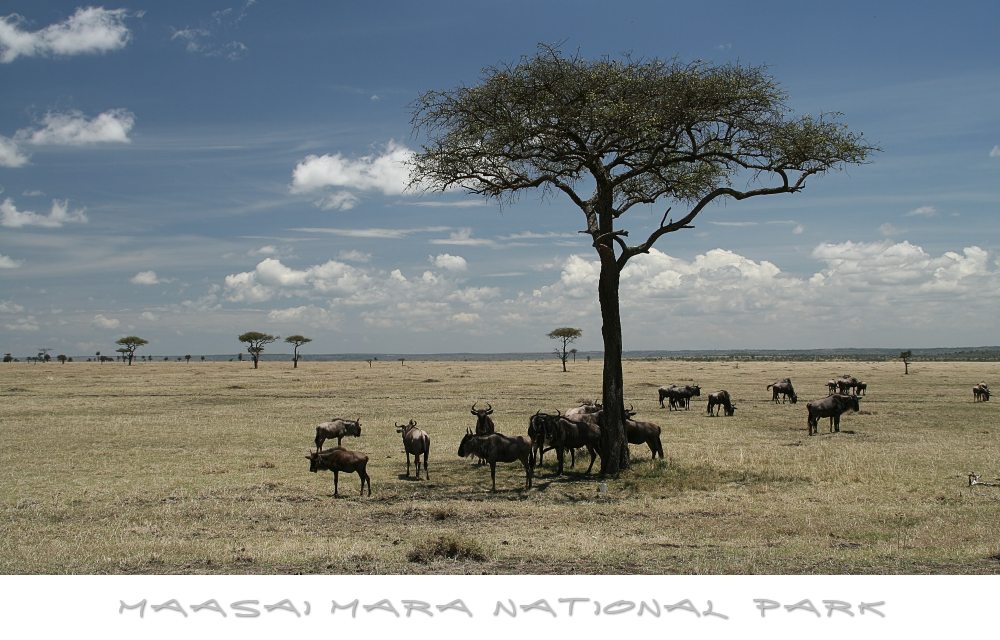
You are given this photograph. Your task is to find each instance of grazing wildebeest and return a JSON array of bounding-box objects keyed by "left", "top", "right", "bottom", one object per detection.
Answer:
[
  {"left": 623, "top": 406, "right": 664, "bottom": 459},
  {"left": 314, "top": 417, "right": 362, "bottom": 451},
  {"left": 706, "top": 390, "right": 736, "bottom": 416},
  {"left": 659, "top": 384, "right": 700, "bottom": 410},
  {"left": 973, "top": 382, "right": 990, "bottom": 402},
  {"left": 826, "top": 379, "right": 838, "bottom": 395},
  {"left": 305, "top": 447, "right": 371, "bottom": 497},
  {"left": 805, "top": 394, "right": 860, "bottom": 435},
  {"left": 836, "top": 376, "right": 859, "bottom": 395},
  {"left": 767, "top": 379, "right": 798, "bottom": 404},
  {"left": 854, "top": 381, "right": 867, "bottom": 396},
  {"left": 457, "top": 430, "right": 534, "bottom": 490},
  {"left": 395, "top": 419, "right": 430, "bottom": 480}
]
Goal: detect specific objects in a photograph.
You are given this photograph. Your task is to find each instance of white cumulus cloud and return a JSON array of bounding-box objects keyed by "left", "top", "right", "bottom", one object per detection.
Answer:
[
  {"left": 431, "top": 254, "right": 467, "bottom": 271},
  {"left": 0, "top": 136, "right": 28, "bottom": 167},
  {"left": 290, "top": 141, "right": 414, "bottom": 207},
  {"left": 130, "top": 271, "right": 161, "bottom": 285},
  {"left": 0, "top": 7, "right": 132, "bottom": 63},
  {"left": 0, "top": 253, "right": 22, "bottom": 268},
  {"left": 92, "top": 314, "right": 120, "bottom": 329},
  {"left": 0, "top": 198, "right": 87, "bottom": 228},
  {"left": 17, "top": 109, "right": 135, "bottom": 146}
]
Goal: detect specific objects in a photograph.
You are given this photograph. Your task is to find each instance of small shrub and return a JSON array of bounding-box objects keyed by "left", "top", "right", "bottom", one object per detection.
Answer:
[{"left": 407, "top": 534, "right": 486, "bottom": 563}]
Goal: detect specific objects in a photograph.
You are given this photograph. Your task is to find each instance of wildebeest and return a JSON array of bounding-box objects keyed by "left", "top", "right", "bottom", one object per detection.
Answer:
[
  {"left": 805, "top": 394, "right": 860, "bottom": 435},
  {"left": 658, "top": 384, "right": 700, "bottom": 410},
  {"left": 836, "top": 376, "right": 859, "bottom": 395},
  {"left": 395, "top": 419, "right": 430, "bottom": 480},
  {"left": 305, "top": 447, "right": 371, "bottom": 497},
  {"left": 623, "top": 406, "right": 664, "bottom": 459},
  {"left": 530, "top": 411, "right": 600, "bottom": 475},
  {"left": 457, "top": 430, "right": 534, "bottom": 490},
  {"left": 564, "top": 400, "right": 601, "bottom": 420},
  {"left": 314, "top": 418, "right": 362, "bottom": 451},
  {"left": 767, "top": 379, "right": 797, "bottom": 404},
  {"left": 471, "top": 402, "right": 496, "bottom": 435},
  {"left": 973, "top": 382, "right": 990, "bottom": 402},
  {"left": 527, "top": 410, "right": 572, "bottom": 467},
  {"left": 826, "top": 379, "right": 838, "bottom": 395},
  {"left": 706, "top": 390, "right": 736, "bottom": 416},
  {"left": 855, "top": 381, "right": 867, "bottom": 396}
]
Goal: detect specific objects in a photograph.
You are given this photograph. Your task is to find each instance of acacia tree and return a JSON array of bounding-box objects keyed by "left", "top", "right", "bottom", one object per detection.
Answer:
[
  {"left": 900, "top": 350, "right": 912, "bottom": 375},
  {"left": 238, "top": 331, "right": 277, "bottom": 369},
  {"left": 410, "top": 45, "right": 875, "bottom": 474},
  {"left": 548, "top": 327, "right": 582, "bottom": 372},
  {"left": 285, "top": 335, "right": 312, "bottom": 368},
  {"left": 115, "top": 336, "right": 148, "bottom": 366}
]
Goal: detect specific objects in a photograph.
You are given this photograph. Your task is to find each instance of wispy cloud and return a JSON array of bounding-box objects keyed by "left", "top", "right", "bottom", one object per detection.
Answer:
[
  {"left": 169, "top": 0, "right": 255, "bottom": 61},
  {"left": 429, "top": 228, "right": 495, "bottom": 247},
  {"left": 291, "top": 141, "right": 414, "bottom": 197},
  {"left": 130, "top": 270, "right": 161, "bottom": 285},
  {"left": 0, "top": 7, "right": 133, "bottom": 63},
  {"left": 991, "top": 145, "right": 1000, "bottom": 158},
  {"left": 904, "top": 205, "right": 937, "bottom": 218}
]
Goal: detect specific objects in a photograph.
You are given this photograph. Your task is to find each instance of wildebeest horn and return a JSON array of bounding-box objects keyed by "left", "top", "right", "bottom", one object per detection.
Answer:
[
  {"left": 409, "top": 419, "right": 416, "bottom": 426},
  {"left": 471, "top": 402, "right": 478, "bottom": 413},
  {"left": 628, "top": 403, "right": 634, "bottom": 412},
  {"left": 556, "top": 408, "right": 562, "bottom": 416},
  {"left": 486, "top": 403, "right": 493, "bottom": 414}
]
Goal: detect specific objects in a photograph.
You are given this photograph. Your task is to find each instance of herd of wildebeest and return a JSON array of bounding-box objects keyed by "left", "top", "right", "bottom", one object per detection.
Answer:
[{"left": 304, "top": 374, "right": 993, "bottom": 497}]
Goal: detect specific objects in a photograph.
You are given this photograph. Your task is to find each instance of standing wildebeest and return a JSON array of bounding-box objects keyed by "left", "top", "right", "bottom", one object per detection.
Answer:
[
  {"left": 836, "top": 376, "right": 859, "bottom": 395},
  {"left": 395, "top": 419, "right": 430, "bottom": 480},
  {"left": 457, "top": 430, "right": 534, "bottom": 490},
  {"left": 623, "top": 406, "right": 664, "bottom": 459},
  {"left": 471, "top": 402, "right": 496, "bottom": 434},
  {"left": 973, "top": 382, "right": 990, "bottom": 402},
  {"left": 305, "top": 447, "right": 371, "bottom": 497},
  {"left": 658, "top": 384, "right": 700, "bottom": 410},
  {"left": 527, "top": 410, "right": 573, "bottom": 467},
  {"left": 805, "top": 394, "right": 860, "bottom": 435},
  {"left": 314, "top": 417, "right": 362, "bottom": 451},
  {"left": 706, "top": 390, "right": 736, "bottom": 416},
  {"left": 854, "top": 381, "right": 867, "bottom": 395},
  {"left": 767, "top": 379, "right": 798, "bottom": 404},
  {"left": 533, "top": 411, "right": 601, "bottom": 475},
  {"left": 826, "top": 379, "right": 838, "bottom": 395}
]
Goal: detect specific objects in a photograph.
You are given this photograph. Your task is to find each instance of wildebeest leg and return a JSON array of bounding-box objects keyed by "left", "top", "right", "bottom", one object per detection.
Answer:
[
  {"left": 423, "top": 448, "right": 429, "bottom": 480},
  {"left": 523, "top": 456, "right": 533, "bottom": 489},
  {"left": 585, "top": 446, "right": 597, "bottom": 474},
  {"left": 555, "top": 447, "right": 565, "bottom": 475},
  {"left": 405, "top": 451, "right": 411, "bottom": 477},
  {"left": 490, "top": 461, "right": 497, "bottom": 491},
  {"left": 333, "top": 470, "right": 340, "bottom": 497}
]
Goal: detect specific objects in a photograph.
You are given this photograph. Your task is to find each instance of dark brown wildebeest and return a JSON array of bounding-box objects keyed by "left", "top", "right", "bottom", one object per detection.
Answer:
[
  {"left": 527, "top": 410, "right": 572, "bottom": 467},
  {"left": 658, "top": 384, "right": 700, "bottom": 410},
  {"left": 706, "top": 390, "right": 736, "bottom": 416},
  {"left": 471, "top": 402, "right": 496, "bottom": 435},
  {"left": 836, "top": 376, "right": 859, "bottom": 395},
  {"left": 305, "top": 447, "right": 371, "bottom": 497},
  {"left": 826, "top": 379, "right": 838, "bottom": 395},
  {"left": 314, "top": 417, "right": 362, "bottom": 451},
  {"left": 973, "top": 382, "right": 990, "bottom": 402},
  {"left": 457, "top": 430, "right": 534, "bottom": 491},
  {"left": 854, "top": 381, "right": 867, "bottom": 395},
  {"left": 531, "top": 411, "right": 600, "bottom": 475},
  {"left": 805, "top": 394, "right": 860, "bottom": 435},
  {"left": 395, "top": 419, "right": 430, "bottom": 480},
  {"left": 767, "top": 379, "right": 797, "bottom": 404},
  {"left": 623, "top": 406, "right": 664, "bottom": 460}
]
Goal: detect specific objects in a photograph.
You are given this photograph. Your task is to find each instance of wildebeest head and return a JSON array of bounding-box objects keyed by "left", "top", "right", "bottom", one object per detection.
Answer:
[
  {"left": 305, "top": 451, "right": 322, "bottom": 473},
  {"left": 457, "top": 429, "right": 480, "bottom": 458},
  {"left": 345, "top": 418, "right": 362, "bottom": 437},
  {"left": 470, "top": 402, "right": 493, "bottom": 417},
  {"left": 395, "top": 419, "right": 417, "bottom": 435}
]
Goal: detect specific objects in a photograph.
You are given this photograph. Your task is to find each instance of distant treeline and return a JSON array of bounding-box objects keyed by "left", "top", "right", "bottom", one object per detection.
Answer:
[{"left": 10, "top": 347, "right": 999, "bottom": 363}]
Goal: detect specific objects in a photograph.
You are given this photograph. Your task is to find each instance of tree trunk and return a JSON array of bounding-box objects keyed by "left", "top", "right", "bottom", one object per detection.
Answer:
[{"left": 597, "top": 257, "right": 629, "bottom": 475}]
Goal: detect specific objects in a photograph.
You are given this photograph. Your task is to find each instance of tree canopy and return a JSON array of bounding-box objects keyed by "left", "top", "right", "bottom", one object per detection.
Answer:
[
  {"left": 411, "top": 45, "right": 876, "bottom": 474},
  {"left": 238, "top": 331, "right": 277, "bottom": 369},
  {"left": 548, "top": 327, "right": 582, "bottom": 372},
  {"left": 285, "top": 334, "right": 312, "bottom": 368},
  {"left": 115, "top": 335, "right": 148, "bottom": 366}
]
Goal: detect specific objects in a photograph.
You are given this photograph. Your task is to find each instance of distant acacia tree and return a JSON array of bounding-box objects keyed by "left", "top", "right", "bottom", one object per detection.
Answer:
[
  {"left": 285, "top": 335, "right": 312, "bottom": 368},
  {"left": 900, "top": 350, "right": 912, "bottom": 375},
  {"left": 238, "top": 331, "right": 277, "bottom": 369},
  {"left": 548, "top": 327, "right": 583, "bottom": 372},
  {"left": 115, "top": 336, "right": 148, "bottom": 366},
  {"left": 4, "top": 353, "right": 13, "bottom": 363}
]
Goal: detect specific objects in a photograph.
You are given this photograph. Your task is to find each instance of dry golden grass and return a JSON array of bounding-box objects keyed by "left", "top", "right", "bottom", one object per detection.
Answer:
[{"left": 1, "top": 358, "right": 998, "bottom": 574}]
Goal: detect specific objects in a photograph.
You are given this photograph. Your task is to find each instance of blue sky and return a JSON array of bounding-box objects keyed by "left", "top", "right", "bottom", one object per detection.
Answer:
[{"left": 1, "top": 1, "right": 998, "bottom": 357}]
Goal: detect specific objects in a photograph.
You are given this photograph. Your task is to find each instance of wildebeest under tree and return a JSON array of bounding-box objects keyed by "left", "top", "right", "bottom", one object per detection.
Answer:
[{"left": 410, "top": 44, "right": 876, "bottom": 474}]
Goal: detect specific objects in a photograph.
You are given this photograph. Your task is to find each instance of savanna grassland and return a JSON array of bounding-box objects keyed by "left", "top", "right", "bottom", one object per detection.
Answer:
[{"left": 1, "top": 358, "right": 998, "bottom": 574}]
